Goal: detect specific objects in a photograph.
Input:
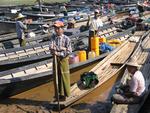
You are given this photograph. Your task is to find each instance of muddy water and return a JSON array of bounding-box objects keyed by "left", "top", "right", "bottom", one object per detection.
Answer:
[
  {"left": 0, "top": 61, "right": 122, "bottom": 113},
  {"left": 139, "top": 94, "right": 150, "bottom": 113}
]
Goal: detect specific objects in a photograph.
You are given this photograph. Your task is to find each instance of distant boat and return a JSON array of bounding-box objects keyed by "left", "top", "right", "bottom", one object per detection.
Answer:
[{"left": 0, "top": 0, "right": 70, "bottom": 7}]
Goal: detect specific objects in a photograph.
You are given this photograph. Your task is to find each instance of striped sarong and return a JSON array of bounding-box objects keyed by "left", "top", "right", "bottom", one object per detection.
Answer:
[{"left": 53, "top": 56, "right": 70, "bottom": 97}]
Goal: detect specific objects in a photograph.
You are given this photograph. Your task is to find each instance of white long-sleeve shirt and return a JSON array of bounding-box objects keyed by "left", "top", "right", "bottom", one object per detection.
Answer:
[
  {"left": 89, "top": 18, "right": 103, "bottom": 31},
  {"left": 129, "top": 71, "right": 145, "bottom": 96}
]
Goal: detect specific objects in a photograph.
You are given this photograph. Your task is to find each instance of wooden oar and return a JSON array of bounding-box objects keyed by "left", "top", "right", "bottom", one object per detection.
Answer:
[{"left": 54, "top": 54, "right": 61, "bottom": 112}]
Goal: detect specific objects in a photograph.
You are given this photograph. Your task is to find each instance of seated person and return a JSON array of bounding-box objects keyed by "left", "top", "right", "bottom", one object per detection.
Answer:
[
  {"left": 65, "top": 18, "right": 80, "bottom": 36},
  {"left": 112, "top": 58, "right": 145, "bottom": 104},
  {"left": 67, "top": 18, "right": 76, "bottom": 29},
  {"left": 42, "top": 24, "right": 50, "bottom": 34}
]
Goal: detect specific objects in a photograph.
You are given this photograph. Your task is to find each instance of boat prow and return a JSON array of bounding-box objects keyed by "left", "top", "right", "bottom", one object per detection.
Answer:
[
  {"left": 110, "top": 30, "right": 150, "bottom": 113},
  {"left": 50, "top": 31, "right": 149, "bottom": 108}
]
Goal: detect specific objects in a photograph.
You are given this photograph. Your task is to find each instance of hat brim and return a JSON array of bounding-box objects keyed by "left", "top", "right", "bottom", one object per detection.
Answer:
[
  {"left": 53, "top": 24, "right": 64, "bottom": 27},
  {"left": 16, "top": 16, "right": 26, "bottom": 19},
  {"left": 126, "top": 63, "right": 139, "bottom": 67},
  {"left": 42, "top": 25, "right": 49, "bottom": 28}
]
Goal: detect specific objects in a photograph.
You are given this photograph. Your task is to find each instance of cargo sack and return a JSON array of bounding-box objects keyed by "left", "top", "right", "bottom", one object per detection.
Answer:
[{"left": 80, "top": 71, "right": 99, "bottom": 89}]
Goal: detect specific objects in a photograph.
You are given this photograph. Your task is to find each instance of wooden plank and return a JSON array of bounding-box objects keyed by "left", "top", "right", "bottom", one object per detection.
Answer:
[
  {"left": 0, "top": 54, "right": 6, "bottom": 57},
  {"left": 12, "top": 71, "right": 26, "bottom": 77},
  {"left": 25, "top": 68, "right": 37, "bottom": 74},
  {"left": 0, "top": 57, "right": 8, "bottom": 61},
  {"left": 36, "top": 65, "right": 47, "bottom": 70},
  {"left": 0, "top": 74, "right": 12, "bottom": 79}
]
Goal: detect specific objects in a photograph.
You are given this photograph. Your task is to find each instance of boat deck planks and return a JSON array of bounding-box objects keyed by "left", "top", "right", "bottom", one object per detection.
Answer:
[
  {"left": 110, "top": 31, "right": 150, "bottom": 113},
  {"left": 0, "top": 26, "right": 134, "bottom": 69},
  {"left": 50, "top": 31, "right": 147, "bottom": 107}
]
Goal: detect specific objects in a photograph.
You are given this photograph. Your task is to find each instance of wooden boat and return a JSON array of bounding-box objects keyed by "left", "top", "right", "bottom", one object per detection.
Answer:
[
  {"left": 0, "top": 52, "right": 108, "bottom": 98},
  {"left": 0, "top": 19, "right": 45, "bottom": 35},
  {"left": 0, "top": 28, "right": 135, "bottom": 98},
  {"left": 49, "top": 30, "right": 149, "bottom": 108},
  {"left": 0, "top": 28, "right": 133, "bottom": 71},
  {"left": 0, "top": 22, "right": 122, "bottom": 50},
  {"left": 0, "top": 11, "right": 89, "bottom": 35},
  {"left": 110, "top": 31, "right": 150, "bottom": 113}
]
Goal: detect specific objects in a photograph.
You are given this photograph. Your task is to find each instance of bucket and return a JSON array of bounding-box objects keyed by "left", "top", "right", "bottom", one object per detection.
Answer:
[
  {"left": 78, "top": 50, "right": 87, "bottom": 62},
  {"left": 92, "top": 49, "right": 100, "bottom": 56},
  {"left": 91, "top": 37, "right": 99, "bottom": 50},
  {"left": 99, "top": 37, "right": 106, "bottom": 43},
  {"left": 88, "top": 51, "right": 96, "bottom": 59},
  {"left": 69, "top": 54, "right": 79, "bottom": 64}
]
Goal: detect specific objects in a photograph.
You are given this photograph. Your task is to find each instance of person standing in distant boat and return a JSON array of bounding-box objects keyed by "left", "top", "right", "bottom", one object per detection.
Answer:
[
  {"left": 88, "top": 9, "right": 103, "bottom": 50},
  {"left": 49, "top": 21, "right": 72, "bottom": 101},
  {"left": 16, "top": 13, "right": 27, "bottom": 47},
  {"left": 60, "top": 4, "right": 68, "bottom": 17}
]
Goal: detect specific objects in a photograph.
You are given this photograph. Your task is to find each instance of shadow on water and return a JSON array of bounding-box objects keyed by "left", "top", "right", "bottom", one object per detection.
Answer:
[
  {"left": 0, "top": 98, "right": 49, "bottom": 107},
  {"left": 71, "top": 101, "right": 112, "bottom": 113},
  {"left": 2, "top": 41, "right": 14, "bottom": 49}
]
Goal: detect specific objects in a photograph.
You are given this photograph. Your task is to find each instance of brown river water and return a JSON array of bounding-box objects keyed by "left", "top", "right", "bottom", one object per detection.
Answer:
[{"left": 0, "top": 62, "right": 122, "bottom": 113}]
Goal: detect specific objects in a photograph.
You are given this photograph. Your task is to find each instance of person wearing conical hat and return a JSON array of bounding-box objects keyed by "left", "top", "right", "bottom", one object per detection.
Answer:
[
  {"left": 49, "top": 21, "right": 72, "bottom": 101},
  {"left": 16, "top": 13, "right": 27, "bottom": 47},
  {"left": 112, "top": 57, "right": 146, "bottom": 104}
]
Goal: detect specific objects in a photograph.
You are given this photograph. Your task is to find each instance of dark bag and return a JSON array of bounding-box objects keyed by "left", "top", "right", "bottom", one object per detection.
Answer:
[{"left": 80, "top": 71, "right": 99, "bottom": 88}]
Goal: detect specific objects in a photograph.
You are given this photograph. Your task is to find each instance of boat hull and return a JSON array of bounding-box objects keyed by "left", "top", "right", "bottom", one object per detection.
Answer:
[
  {"left": 0, "top": 21, "right": 43, "bottom": 35},
  {"left": 0, "top": 53, "right": 106, "bottom": 99}
]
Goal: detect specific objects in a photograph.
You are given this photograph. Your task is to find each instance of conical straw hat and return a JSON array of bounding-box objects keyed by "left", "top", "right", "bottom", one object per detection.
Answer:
[
  {"left": 16, "top": 13, "right": 26, "bottom": 19},
  {"left": 126, "top": 57, "right": 140, "bottom": 67}
]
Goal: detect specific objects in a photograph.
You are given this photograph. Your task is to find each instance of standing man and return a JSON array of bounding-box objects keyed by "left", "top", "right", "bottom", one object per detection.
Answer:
[
  {"left": 60, "top": 4, "right": 68, "bottom": 17},
  {"left": 49, "top": 21, "right": 72, "bottom": 101},
  {"left": 88, "top": 9, "right": 103, "bottom": 50},
  {"left": 16, "top": 13, "right": 27, "bottom": 47}
]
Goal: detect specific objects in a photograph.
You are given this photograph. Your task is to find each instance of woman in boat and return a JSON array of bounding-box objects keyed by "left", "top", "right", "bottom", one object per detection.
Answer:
[
  {"left": 112, "top": 58, "right": 146, "bottom": 104},
  {"left": 49, "top": 21, "right": 72, "bottom": 101},
  {"left": 88, "top": 9, "right": 103, "bottom": 50},
  {"left": 16, "top": 13, "right": 27, "bottom": 47}
]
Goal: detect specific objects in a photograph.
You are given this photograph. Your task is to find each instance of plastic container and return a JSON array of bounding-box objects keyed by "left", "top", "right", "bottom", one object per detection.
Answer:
[
  {"left": 78, "top": 50, "right": 87, "bottom": 62},
  {"left": 88, "top": 51, "right": 96, "bottom": 59},
  {"left": 91, "top": 37, "right": 99, "bottom": 50},
  {"left": 93, "top": 49, "right": 100, "bottom": 56},
  {"left": 69, "top": 54, "right": 79, "bottom": 64},
  {"left": 99, "top": 37, "right": 107, "bottom": 43},
  {"left": 109, "top": 43, "right": 116, "bottom": 48}
]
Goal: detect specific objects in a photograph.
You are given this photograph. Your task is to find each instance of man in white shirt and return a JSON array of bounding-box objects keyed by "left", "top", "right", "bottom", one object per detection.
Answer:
[
  {"left": 112, "top": 58, "right": 146, "bottom": 104},
  {"left": 88, "top": 9, "right": 103, "bottom": 50}
]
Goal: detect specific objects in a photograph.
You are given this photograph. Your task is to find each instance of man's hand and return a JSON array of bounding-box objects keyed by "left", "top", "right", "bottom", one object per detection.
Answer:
[
  {"left": 60, "top": 46, "right": 67, "bottom": 51},
  {"left": 50, "top": 43, "right": 57, "bottom": 51}
]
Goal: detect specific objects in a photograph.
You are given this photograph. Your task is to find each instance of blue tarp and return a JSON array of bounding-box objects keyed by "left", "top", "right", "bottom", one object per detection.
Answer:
[{"left": 100, "top": 43, "right": 113, "bottom": 53}]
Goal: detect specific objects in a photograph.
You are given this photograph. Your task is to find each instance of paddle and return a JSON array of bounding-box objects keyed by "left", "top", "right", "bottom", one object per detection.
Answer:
[
  {"left": 51, "top": 40, "right": 61, "bottom": 112},
  {"left": 54, "top": 54, "right": 61, "bottom": 112}
]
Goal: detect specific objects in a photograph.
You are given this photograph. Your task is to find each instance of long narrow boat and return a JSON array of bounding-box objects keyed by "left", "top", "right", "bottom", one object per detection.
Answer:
[
  {"left": 110, "top": 31, "right": 150, "bottom": 113},
  {"left": 0, "top": 52, "right": 108, "bottom": 98},
  {"left": 0, "top": 28, "right": 135, "bottom": 98},
  {"left": 0, "top": 28, "right": 134, "bottom": 71},
  {"left": 0, "top": 23, "right": 122, "bottom": 50},
  {"left": 0, "top": 13, "right": 112, "bottom": 42},
  {"left": 49, "top": 30, "right": 149, "bottom": 108}
]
